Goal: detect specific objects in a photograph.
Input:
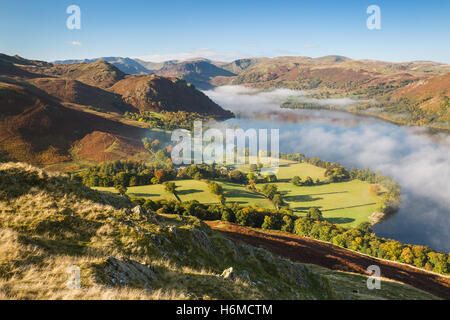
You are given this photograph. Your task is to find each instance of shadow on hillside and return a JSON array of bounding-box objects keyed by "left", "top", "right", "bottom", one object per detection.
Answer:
[
  {"left": 177, "top": 189, "right": 202, "bottom": 195},
  {"left": 130, "top": 193, "right": 160, "bottom": 197},
  {"left": 325, "top": 217, "right": 355, "bottom": 224},
  {"left": 225, "top": 189, "right": 265, "bottom": 200},
  {"left": 278, "top": 163, "right": 290, "bottom": 167},
  {"left": 293, "top": 205, "right": 322, "bottom": 212},
  {"left": 284, "top": 195, "right": 322, "bottom": 202},
  {"left": 303, "top": 191, "right": 349, "bottom": 196},
  {"left": 34, "top": 215, "right": 103, "bottom": 255},
  {"left": 323, "top": 203, "right": 376, "bottom": 211}
]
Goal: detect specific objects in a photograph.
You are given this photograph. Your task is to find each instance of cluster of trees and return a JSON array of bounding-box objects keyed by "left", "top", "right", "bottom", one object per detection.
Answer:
[
  {"left": 141, "top": 137, "right": 162, "bottom": 153},
  {"left": 324, "top": 166, "right": 350, "bottom": 182},
  {"left": 292, "top": 217, "right": 448, "bottom": 274},
  {"left": 177, "top": 164, "right": 224, "bottom": 180},
  {"left": 260, "top": 184, "right": 285, "bottom": 210},
  {"left": 177, "top": 164, "right": 247, "bottom": 184},
  {"left": 208, "top": 181, "right": 226, "bottom": 204},
  {"left": 134, "top": 198, "right": 449, "bottom": 275},
  {"left": 136, "top": 198, "right": 293, "bottom": 231},
  {"left": 71, "top": 160, "right": 177, "bottom": 188},
  {"left": 352, "top": 80, "right": 414, "bottom": 98},
  {"left": 74, "top": 161, "right": 250, "bottom": 198},
  {"left": 291, "top": 176, "right": 319, "bottom": 186},
  {"left": 163, "top": 181, "right": 180, "bottom": 202},
  {"left": 379, "top": 94, "right": 448, "bottom": 126},
  {"left": 246, "top": 172, "right": 277, "bottom": 184},
  {"left": 124, "top": 110, "right": 212, "bottom": 131},
  {"left": 135, "top": 198, "right": 230, "bottom": 222}
]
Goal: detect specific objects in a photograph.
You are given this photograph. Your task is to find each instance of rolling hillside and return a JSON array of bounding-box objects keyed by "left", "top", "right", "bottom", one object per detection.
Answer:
[
  {"left": 0, "top": 53, "right": 233, "bottom": 165},
  {"left": 29, "top": 77, "right": 137, "bottom": 113},
  {"left": 110, "top": 75, "right": 233, "bottom": 117},
  {"left": 230, "top": 55, "right": 449, "bottom": 128},
  {"left": 0, "top": 80, "right": 148, "bottom": 164},
  {"left": 220, "top": 58, "right": 269, "bottom": 74},
  {"left": 384, "top": 72, "right": 450, "bottom": 125},
  {"left": 35, "top": 60, "right": 127, "bottom": 88},
  {"left": 231, "top": 56, "right": 439, "bottom": 91}
]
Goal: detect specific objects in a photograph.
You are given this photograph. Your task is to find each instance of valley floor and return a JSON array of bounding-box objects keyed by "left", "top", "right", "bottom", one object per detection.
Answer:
[{"left": 95, "top": 160, "right": 384, "bottom": 228}]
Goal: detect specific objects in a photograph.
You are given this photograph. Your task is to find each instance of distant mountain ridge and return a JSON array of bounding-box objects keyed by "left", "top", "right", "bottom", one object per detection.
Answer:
[
  {"left": 53, "top": 56, "right": 152, "bottom": 75},
  {"left": 39, "top": 53, "right": 450, "bottom": 128},
  {"left": 154, "top": 59, "right": 236, "bottom": 90}
]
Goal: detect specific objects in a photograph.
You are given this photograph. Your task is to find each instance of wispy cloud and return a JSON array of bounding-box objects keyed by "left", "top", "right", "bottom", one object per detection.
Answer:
[
  {"left": 69, "top": 41, "right": 82, "bottom": 46},
  {"left": 133, "top": 48, "right": 250, "bottom": 63},
  {"left": 275, "top": 49, "right": 300, "bottom": 55},
  {"left": 304, "top": 43, "right": 319, "bottom": 48}
]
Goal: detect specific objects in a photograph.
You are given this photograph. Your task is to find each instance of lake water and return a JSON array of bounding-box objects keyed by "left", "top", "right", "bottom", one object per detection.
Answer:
[{"left": 204, "top": 86, "right": 450, "bottom": 253}]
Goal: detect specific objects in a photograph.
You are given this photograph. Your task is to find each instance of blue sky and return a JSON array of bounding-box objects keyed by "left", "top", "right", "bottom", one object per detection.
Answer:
[{"left": 1, "top": 0, "right": 449, "bottom": 63}]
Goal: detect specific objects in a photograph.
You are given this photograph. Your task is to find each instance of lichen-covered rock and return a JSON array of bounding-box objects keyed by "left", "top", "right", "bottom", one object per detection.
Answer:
[
  {"left": 239, "top": 270, "right": 251, "bottom": 282},
  {"left": 192, "top": 227, "right": 214, "bottom": 253},
  {"left": 131, "top": 205, "right": 145, "bottom": 216},
  {"left": 103, "top": 257, "right": 158, "bottom": 291}
]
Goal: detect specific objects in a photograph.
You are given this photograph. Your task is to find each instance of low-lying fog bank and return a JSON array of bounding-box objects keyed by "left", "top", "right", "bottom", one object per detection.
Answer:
[{"left": 204, "top": 86, "right": 450, "bottom": 252}]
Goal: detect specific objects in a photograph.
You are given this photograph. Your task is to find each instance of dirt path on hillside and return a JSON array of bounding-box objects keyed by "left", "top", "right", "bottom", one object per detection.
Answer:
[{"left": 206, "top": 221, "right": 450, "bottom": 299}]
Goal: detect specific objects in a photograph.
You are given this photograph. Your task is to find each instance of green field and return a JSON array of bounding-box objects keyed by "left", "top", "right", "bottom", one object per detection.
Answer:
[
  {"left": 95, "top": 160, "right": 383, "bottom": 227},
  {"left": 95, "top": 179, "right": 219, "bottom": 203},
  {"left": 237, "top": 159, "right": 326, "bottom": 181},
  {"left": 271, "top": 179, "right": 382, "bottom": 226}
]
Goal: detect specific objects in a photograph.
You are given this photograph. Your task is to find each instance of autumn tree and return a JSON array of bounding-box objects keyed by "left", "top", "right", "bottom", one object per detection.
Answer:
[
  {"left": 115, "top": 184, "right": 128, "bottom": 197},
  {"left": 291, "top": 176, "right": 302, "bottom": 186},
  {"left": 306, "top": 207, "right": 323, "bottom": 221},
  {"left": 262, "top": 215, "right": 275, "bottom": 230}
]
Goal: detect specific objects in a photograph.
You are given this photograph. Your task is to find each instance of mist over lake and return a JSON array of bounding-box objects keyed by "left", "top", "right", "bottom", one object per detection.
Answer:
[{"left": 204, "top": 86, "right": 450, "bottom": 252}]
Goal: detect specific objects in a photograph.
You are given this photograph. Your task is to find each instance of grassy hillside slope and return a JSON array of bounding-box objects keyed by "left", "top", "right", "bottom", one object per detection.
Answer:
[
  {"left": 0, "top": 162, "right": 338, "bottom": 299},
  {"left": 0, "top": 80, "right": 149, "bottom": 165}
]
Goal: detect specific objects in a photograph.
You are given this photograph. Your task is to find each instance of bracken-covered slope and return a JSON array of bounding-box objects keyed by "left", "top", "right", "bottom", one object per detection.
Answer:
[
  {"left": 7, "top": 54, "right": 233, "bottom": 117},
  {"left": 231, "top": 56, "right": 445, "bottom": 92},
  {"left": 0, "top": 80, "right": 148, "bottom": 165},
  {"left": 110, "top": 75, "right": 234, "bottom": 117},
  {"left": 36, "top": 60, "right": 126, "bottom": 88},
  {"left": 0, "top": 53, "right": 233, "bottom": 164},
  {"left": 230, "top": 55, "right": 450, "bottom": 128},
  {"left": 29, "top": 77, "right": 137, "bottom": 113},
  {"left": 384, "top": 72, "right": 450, "bottom": 125}
]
